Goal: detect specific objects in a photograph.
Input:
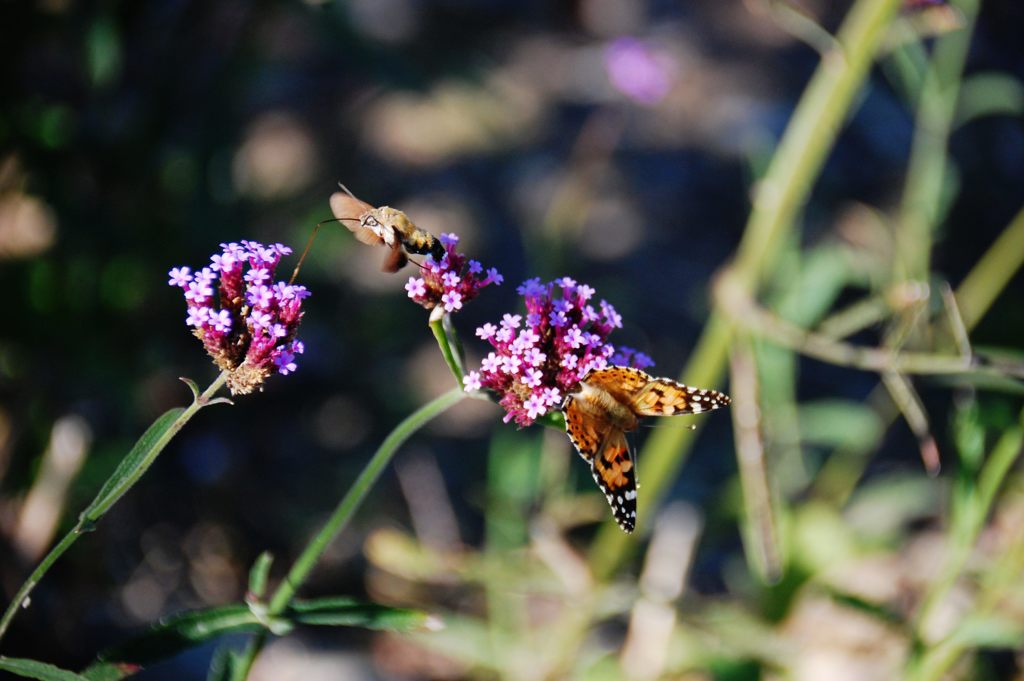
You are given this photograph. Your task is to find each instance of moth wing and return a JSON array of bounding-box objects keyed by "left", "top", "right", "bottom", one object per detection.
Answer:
[
  {"left": 380, "top": 243, "right": 408, "bottom": 273},
  {"left": 329, "top": 192, "right": 382, "bottom": 246},
  {"left": 631, "top": 377, "right": 731, "bottom": 417},
  {"left": 591, "top": 429, "right": 637, "bottom": 533}
]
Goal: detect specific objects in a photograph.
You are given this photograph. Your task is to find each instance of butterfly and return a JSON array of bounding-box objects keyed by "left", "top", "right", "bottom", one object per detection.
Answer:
[
  {"left": 329, "top": 187, "right": 445, "bottom": 273},
  {"left": 561, "top": 366, "right": 730, "bottom": 533}
]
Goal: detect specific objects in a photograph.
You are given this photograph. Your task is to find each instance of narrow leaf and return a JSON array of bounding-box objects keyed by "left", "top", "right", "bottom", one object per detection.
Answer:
[
  {"left": 948, "top": 614, "right": 1024, "bottom": 649},
  {"left": 81, "top": 408, "right": 185, "bottom": 522},
  {"left": 82, "top": 598, "right": 432, "bottom": 680},
  {"left": 81, "top": 605, "right": 259, "bottom": 681},
  {"left": 287, "top": 597, "right": 431, "bottom": 631},
  {"left": 956, "top": 72, "right": 1024, "bottom": 128},
  {"left": 205, "top": 646, "right": 244, "bottom": 681},
  {"left": 0, "top": 657, "right": 88, "bottom": 681},
  {"left": 246, "top": 552, "right": 273, "bottom": 601}
]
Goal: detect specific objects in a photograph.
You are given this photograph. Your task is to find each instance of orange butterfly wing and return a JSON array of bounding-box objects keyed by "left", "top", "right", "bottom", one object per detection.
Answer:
[
  {"left": 579, "top": 366, "right": 652, "bottom": 402},
  {"left": 563, "top": 396, "right": 637, "bottom": 533},
  {"left": 565, "top": 366, "right": 731, "bottom": 533},
  {"left": 583, "top": 366, "right": 731, "bottom": 417},
  {"left": 591, "top": 430, "right": 637, "bottom": 533},
  {"left": 631, "top": 378, "right": 730, "bottom": 417}
]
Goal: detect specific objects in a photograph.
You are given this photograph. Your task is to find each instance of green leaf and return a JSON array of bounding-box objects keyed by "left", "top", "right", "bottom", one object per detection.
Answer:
[
  {"left": 948, "top": 614, "right": 1024, "bottom": 649},
  {"left": 956, "top": 72, "right": 1024, "bottom": 128},
  {"left": 288, "top": 596, "right": 432, "bottom": 631},
  {"left": 81, "top": 598, "right": 431, "bottom": 680},
  {"left": 81, "top": 407, "right": 185, "bottom": 523},
  {"left": 827, "top": 590, "right": 903, "bottom": 626},
  {"left": 798, "top": 400, "right": 884, "bottom": 450},
  {"left": 82, "top": 605, "right": 258, "bottom": 681},
  {"left": 534, "top": 410, "right": 565, "bottom": 430},
  {"left": 931, "top": 372, "right": 1024, "bottom": 395},
  {"left": 246, "top": 551, "right": 273, "bottom": 601},
  {"left": 0, "top": 657, "right": 88, "bottom": 681},
  {"left": 205, "top": 645, "right": 244, "bottom": 681},
  {"left": 844, "top": 473, "right": 945, "bottom": 540}
]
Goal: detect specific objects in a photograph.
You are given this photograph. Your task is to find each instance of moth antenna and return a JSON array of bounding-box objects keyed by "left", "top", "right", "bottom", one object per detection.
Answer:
[
  {"left": 289, "top": 216, "right": 360, "bottom": 285},
  {"left": 337, "top": 182, "right": 358, "bottom": 199}
]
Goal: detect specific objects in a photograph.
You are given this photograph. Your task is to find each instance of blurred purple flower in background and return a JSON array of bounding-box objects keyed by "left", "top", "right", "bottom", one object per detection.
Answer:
[
  {"left": 405, "top": 232, "right": 502, "bottom": 313},
  {"left": 466, "top": 277, "right": 653, "bottom": 426},
  {"left": 169, "top": 240, "right": 309, "bottom": 394},
  {"left": 604, "top": 37, "right": 676, "bottom": 106}
]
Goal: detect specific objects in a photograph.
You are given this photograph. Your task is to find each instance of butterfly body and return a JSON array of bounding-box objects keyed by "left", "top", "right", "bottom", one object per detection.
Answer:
[
  {"left": 561, "top": 366, "right": 730, "bottom": 533},
  {"left": 570, "top": 380, "right": 639, "bottom": 433}
]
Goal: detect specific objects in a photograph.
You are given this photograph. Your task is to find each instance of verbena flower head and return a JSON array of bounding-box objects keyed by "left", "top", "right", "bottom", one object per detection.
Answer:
[
  {"left": 465, "top": 277, "right": 653, "bottom": 426},
  {"left": 403, "top": 233, "right": 502, "bottom": 314},
  {"left": 169, "top": 240, "right": 309, "bottom": 395},
  {"left": 604, "top": 37, "right": 675, "bottom": 106}
]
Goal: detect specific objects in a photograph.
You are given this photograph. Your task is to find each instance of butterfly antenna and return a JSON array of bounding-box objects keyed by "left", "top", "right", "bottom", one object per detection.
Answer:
[
  {"left": 638, "top": 422, "right": 696, "bottom": 431},
  {"left": 288, "top": 216, "right": 359, "bottom": 285}
]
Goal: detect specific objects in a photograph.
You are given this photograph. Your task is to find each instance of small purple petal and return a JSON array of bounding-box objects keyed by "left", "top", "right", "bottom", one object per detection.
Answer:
[
  {"left": 463, "top": 371, "right": 482, "bottom": 392},
  {"left": 442, "top": 291, "right": 463, "bottom": 312},
  {"left": 168, "top": 266, "right": 193, "bottom": 287}
]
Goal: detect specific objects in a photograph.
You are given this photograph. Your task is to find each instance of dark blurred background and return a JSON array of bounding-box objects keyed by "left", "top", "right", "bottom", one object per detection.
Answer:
[{"left": 1, "top": 1, "right": 1023, "bottom": 679}]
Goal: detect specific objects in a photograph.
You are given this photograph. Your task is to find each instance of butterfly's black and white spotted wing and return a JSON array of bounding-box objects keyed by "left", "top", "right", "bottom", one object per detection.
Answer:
[{"left": 563, "top": 396, "right": 637, "bottom": 533}]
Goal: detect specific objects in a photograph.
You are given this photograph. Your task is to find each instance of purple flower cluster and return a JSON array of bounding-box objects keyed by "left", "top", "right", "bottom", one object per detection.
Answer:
[
  {"left": 464, "top": 277, "right": 653, "bottom": 426},
  {"left": 168, "top": 240, "right": 309, "bottom": 394},
  {"left": 404, "top": 233, "right": 502, "bottom": 314},
  {"left": 604, "top": 37, "right": 675, "bottom": 106}
]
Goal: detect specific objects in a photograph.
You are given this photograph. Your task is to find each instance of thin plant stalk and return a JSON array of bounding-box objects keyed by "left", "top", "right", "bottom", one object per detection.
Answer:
[
  {"left": 267, "top": 387, "right": 465, "bottom": 612},
  {"left": 0, "top": 371, "right": 230, "bottom": 645},
  {"left": 729, "top": 338, "right": 783, "bottom": 582},
  {"left": 956, "top": 205, "right": 1024, "bottom": 330},
  {"left": 896, "top": 0, "right": 980, "bottom": 282},
  {"left": 589, "top": 0, "right": 904, "bottom": 579},
  {"left": 231, "top": 387, "right": 467, "bottom": 679},
  {"left": 430, "top": 314, "right": 465, "bottom": 385},
  {"left": 714, "top": 269, "right": 1024, "bottom": 380}
]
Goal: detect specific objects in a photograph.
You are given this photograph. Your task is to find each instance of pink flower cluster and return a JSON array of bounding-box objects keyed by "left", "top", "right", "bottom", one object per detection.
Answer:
[
  {"left": 464, "top": 277, "right": 653, "bottom": 426},
  {"left": 604, "top": 37, "right": 675, "bottom": 106},
  {"left": 168, "top": 240, "right": 309, "bottom": 394},
  {"left": 404, "top": 233, "right": 502, "bottom": 313}
]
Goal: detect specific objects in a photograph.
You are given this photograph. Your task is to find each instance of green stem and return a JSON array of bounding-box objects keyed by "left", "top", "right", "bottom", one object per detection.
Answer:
[
  {"left": 87, "top": 373, "right": 230, "bottom": 521},
  {"left": 715, "top": 270, "right": 1024, "bottom": 380},
  {"left": 956, "top": 205, "right": 1024, "bottom": 330},
  {"left": 232, "top": 387, "right": 466, "bottom": 679},
  {"left": 0, "top": 371, "right": 229, "bottom": 645},
  {"left": 0, "top": 530, "right": 79, "bottom": 646},
  {"left": 896, "top": 0, "right": 979, "bottom": 283},
  {"left": 430, "top": 315, "right": 464, "bottom": 385},
  {"left": 230, "top": 632, "right": 267, "bottom": 681},
  {"left": 268, "top": 386, "right": 465, "bottom": 611},
  {"left": 270, "top": 387, "right": 465, "bottom": 611},
  {"left": 588, "top": 0, "right": 903, "bottom": 579}
]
